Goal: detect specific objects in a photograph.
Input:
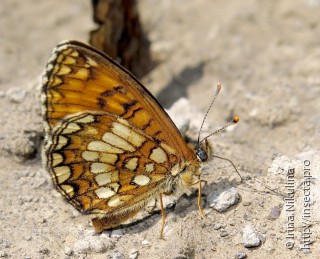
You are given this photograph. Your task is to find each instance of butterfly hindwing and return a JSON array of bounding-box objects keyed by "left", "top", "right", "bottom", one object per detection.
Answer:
[{"left": 44, "top": 110, "right": 182, "bottom": 229}]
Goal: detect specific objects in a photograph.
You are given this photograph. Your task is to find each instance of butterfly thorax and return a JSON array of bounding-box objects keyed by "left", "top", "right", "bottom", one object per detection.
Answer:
[{"left": 176, "top": 140, "right": 212, "bottom": 189}]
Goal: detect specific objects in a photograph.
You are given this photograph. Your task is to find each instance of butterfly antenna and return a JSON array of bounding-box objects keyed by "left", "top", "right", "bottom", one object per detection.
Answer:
[
  {"left": 200, "top": 116, "right": 239, "bottom": 144},
  {"left": 197, "top": 83, "right": 222, "bottom": 146}
]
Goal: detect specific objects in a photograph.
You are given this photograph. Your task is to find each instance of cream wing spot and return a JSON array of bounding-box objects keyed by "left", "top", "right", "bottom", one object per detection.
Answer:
[
  {"left": 160, "top": 142, "right": 176, "bottom": 155},
  {"left": 57, "top": 54, "right": 64, "bottom": 63},
  {"left": 150, "top": 147, "right": 167, "bottom": 163},
  {"left": 50, "top": 76, "right": 62, "bottom": 87},
  {"left": 74, "top": 114, "right": 95, "bottom": 124},
  {"left": 112, "top": 122, "right": 146, "bottom": 147},
  {"left": 83, "top": 151, "right": 118, "bottom": 164},
  {"left": 53, "top": 166, "right": 71, "bottom": 183},
  {"left": 61, "top": 184, "right": 74, "bottom": 196},
  {"left": 72, "top": 68, "right": 89, "bottom": 80},
  {"left": 102, "top": 132, "right": 135, "bottom": 152},
  {"left": 108, "top": 196, "right": 124, "bottom": 207},
  {"left": 57, "top": 64, "right": 71, "bottom": 75},
  {"left": 99, "top": 153, "right": 118, "bottom": 164},
  {"left": 95, "top": 173, "right": 112, "bottom": 186},
  {"left": 107, "top": 195, "right": 134, "bottom": 207},
  {"left": 63, "top": 56, "right": 76, "bottom": 65},
  {"left": 125, "top": 157, "right": 138, "bottom": 171},
  {"left": 145, "top": 163, "right": 154, "bottom": 173},
  {"left": 61, "top": 122, "right": 81, "bottom": 134},
  {"left": 82, "top": 151, "right": 99, "bottom": 161},
  {"left": 70, "top": 50, "right": 79, "bottom": 57},
  {"left": 133, "top": 175, "right": 150, "bottom": 186},
  {"left": 108, "top": 182, "right": 120, "bottom": 192},
  {"left": 51, "top": 153, "right": 63, "bottom": 166},
  {"left": 88, "top": 141, "right": 124, "bottom": 153},
  {"left": 90, "top": 163, "right": 115, "bottom": 174},
  {"left": 95, "top": 187, "right": 115, "bottom": 199},
  {"left": 95, "top": 171, "right": 119, "bottom": 186},
  {"left": 86, "top": 57, "right": 98, "bottom": 67},
  {"left": 54, "top": 136, "right": 68, "bottom": 150}
]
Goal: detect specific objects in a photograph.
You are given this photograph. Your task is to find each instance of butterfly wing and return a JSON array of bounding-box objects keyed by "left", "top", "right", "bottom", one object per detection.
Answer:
[
  {"left": 45, "top": 111, "right": 180, "bottom": 231},
  {"left": 42, "top": 41, "right": 198, "bottom": 231},
  {"left": 42, "top": 41, "right": 194, "bottom": 161}
]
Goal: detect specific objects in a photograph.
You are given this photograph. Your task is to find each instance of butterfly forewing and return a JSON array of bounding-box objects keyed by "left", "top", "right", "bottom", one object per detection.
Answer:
[
  {"left": 42, "top": 41, "right": 193, "bottom": 160},
  {"left": 42, "top": 41, "right": 199, "bottom": 231}
]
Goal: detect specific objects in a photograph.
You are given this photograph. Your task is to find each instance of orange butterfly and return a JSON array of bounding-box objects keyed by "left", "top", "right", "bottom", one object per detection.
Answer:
[{"left": 41, "top": 41, "right": 239, "bottom": 238}]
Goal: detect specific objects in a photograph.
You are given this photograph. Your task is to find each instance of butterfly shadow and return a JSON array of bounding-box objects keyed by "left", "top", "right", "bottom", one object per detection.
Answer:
[
  {"left": 100, "top": 176, "right": 242, "bottom": 237},
  {"left": 156, "top": 61, "right": 206, "bottom": 108}
]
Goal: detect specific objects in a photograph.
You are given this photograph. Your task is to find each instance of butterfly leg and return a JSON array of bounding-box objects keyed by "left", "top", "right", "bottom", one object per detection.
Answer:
[
  {"left": 197, "top": 180, "right": 206, "bottom": 219},
  {"left": 190, "top": 179, "right": 206, "bottom": 219},
  {"left": 159, "top": 192, "right": 173, "bottom": 239}
]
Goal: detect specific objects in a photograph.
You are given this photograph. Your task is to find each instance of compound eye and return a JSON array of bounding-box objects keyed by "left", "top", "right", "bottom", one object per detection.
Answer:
[{"left": 197, "top": 149, "right": 208, "bottom": 162}]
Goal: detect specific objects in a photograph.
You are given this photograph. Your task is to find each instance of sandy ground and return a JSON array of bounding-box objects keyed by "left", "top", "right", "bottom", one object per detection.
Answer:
[{"left": 1, "top": 0, "right": 320, "bottom": 258}]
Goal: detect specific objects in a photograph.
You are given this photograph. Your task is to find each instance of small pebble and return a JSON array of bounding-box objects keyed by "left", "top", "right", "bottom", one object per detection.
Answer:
[
  {"left": 213, "top": 223, "right": 222, "bottom": 230},
  {"left": 172, "top": 255, "right": 188, "bottom": 259},
  {"left": 242, "top": 224, "right": 261, "bottom": 248},
  {"left": 38, "top": 248, "right": 49, "bottom": 255},
  {"left": 111, "top": 229, "right": 124, "bottom": 238},
  {"left": 141, "top": 239, "right": 150, "bottom": 245},
  {"left": 74, "top": 239, "right": 91, "bottom": 254},
  {"left": 265, "top": 245, "right": 275, "bottom": 254},
  {"left": 220, "top": 230, "right": 229, "bottom": 237},
  {"left": 268, "top": 206, "right": 281, "bottom": 220},
  {"left": 112, "top": 250, "right": 126, "bottom": 259},
  {"left": 11, "top": 137, "right": 36, "bottom": 162},
  {"left": 207, "top": 187, "right": 240, "bottom": 212},
  {"left": 128, "top": 249, "right": 139, "bottom": 259},
  {"left": 73, "top": 235, "right": 109, "bottom": 254},
  {"left": 242, "top": 201, "right": 251, "bottom": 206},
  {"left": 64, "top": 247, "right": 73, "bottom": 256},
  {"left": 7, "top": 87, "right": 26, "bottom": 103},
  {"left": 91, "top": 239, "right": 106, "bottom": 253},
  {"left": 235, "top": 252, "right": 247, "bottom": 259},
  {"left": 258, "top": 233, "right": 266, "bottom": 244}
]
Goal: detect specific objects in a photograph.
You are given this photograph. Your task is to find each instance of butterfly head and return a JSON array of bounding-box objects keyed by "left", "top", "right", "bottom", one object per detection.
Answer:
[{"left": 196, "top": 139, "right": 212, "bottom": 163}]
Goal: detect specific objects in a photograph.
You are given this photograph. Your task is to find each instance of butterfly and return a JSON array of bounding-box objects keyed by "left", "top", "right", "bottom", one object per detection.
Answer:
[{"left": 41, "top": 40, "right": 239, "bottom": 238}]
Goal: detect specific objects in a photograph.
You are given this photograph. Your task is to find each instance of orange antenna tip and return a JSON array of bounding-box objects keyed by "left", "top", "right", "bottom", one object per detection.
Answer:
[
  {"left": 217, "top": 83, "right": 222, "bottom": 92},
  {"left": 234, "top": 116, "right": 239, "bottom": 123}
]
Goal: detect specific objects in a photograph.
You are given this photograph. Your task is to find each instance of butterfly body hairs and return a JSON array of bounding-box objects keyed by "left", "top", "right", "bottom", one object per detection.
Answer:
[{"left": 41, "top": 41, "right": 238, "bottom": 238}]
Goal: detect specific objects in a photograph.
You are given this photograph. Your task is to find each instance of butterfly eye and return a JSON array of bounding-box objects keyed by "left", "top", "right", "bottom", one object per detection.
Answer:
[{"left": 197, "top": 148, "right": 208, "bottom": 162}]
